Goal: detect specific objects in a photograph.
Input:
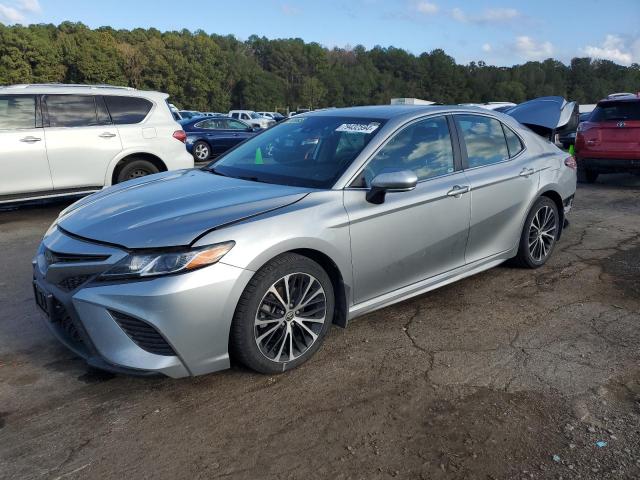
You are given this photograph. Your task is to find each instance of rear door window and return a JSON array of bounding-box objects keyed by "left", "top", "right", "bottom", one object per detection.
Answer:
[
  {"left": 45, "top": 95, "right": 98, "bottom": 127},
  {"left": 104, "top": 96, "right": 153, "bottom": 124},
  {"left": 456, "top": 115, "right": 509, "bottom": 168},
  {"left": 590, "top": 102, "right": 640, "bottom": 122},
  {"left": 227, "top": 119, "right": 249, "bottom": 130},
  {"left": 0, "top": 95, "right": 37, "bottom": 129}
]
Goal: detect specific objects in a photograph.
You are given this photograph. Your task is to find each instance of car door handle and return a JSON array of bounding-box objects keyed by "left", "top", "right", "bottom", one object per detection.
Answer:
[
  {"left": 99, "top": 132, "right": 116, "bottom": 138},
  {"left": 446, "top": 185, "right": 470, "bottom": 197},
  {"left": 20, "top": 136, "right": 42, "bottom": 143},
  {"left": 586, "top": 139, "right": 597, "bottom": 145},
  {"left": 519, "top": 167, "right": 535, "bottom": 177}
]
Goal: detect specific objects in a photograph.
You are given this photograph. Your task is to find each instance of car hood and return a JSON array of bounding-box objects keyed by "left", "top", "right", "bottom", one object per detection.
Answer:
[
  {"left": 506, "top": 96, "right": 578, "bottom": 136},
  {"left": 57, "top": 169, "right": 311, "bottom": 249}
]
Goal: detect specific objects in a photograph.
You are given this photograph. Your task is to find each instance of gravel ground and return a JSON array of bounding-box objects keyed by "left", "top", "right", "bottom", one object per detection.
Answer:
[{"left": 0, "top": 175, "right": 639, "bottom": 480}]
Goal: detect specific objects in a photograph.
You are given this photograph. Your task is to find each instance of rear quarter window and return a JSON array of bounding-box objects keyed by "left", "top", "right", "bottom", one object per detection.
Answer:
[
  {"left": 104, "top": 96, "right": 153, "bottom": 125},
  {"left": 502, "top": 124, "right": 524, "bottom": 157}
]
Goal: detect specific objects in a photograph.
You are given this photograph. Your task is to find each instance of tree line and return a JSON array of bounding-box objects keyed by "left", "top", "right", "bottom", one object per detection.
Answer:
[{"left": 1, "top": 22, "right": 638, "bottom": 112}]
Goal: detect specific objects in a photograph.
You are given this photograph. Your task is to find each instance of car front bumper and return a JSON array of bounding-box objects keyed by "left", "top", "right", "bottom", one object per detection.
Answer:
[{"left": 33, "top": 227, "right": 253, "bottom": 378}]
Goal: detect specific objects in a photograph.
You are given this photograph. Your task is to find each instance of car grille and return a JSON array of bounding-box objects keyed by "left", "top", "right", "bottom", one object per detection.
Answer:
[
  {"left": 45, "top": 248, "right": 109, "bottom": 267},
  {"left": 58, "top": 275, "right": 91, "bottom": 291},
  {"left": 110, "top": 310, "right": 176, "bottom": 356}
]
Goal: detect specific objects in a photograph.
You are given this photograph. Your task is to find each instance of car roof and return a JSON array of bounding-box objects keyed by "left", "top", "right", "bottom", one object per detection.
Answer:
[
  {"left": 0, "top": 83, "right": 168, "bottom": 100},
  {"left": 300, "top": 104, "right": 491, "bottom": 120},
  {"left": 598, "top": 94, "right": 640, "bottom": 104}
]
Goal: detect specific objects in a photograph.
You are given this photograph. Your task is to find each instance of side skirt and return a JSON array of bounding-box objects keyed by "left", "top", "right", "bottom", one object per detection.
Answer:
[{"left": 347, "top": 250, "right": 515, "bottom": 321}]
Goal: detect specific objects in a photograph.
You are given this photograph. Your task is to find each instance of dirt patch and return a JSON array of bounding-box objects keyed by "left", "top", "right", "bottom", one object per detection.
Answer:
[{"left": 601, "top": 245, "right": 640, "bottom": 298}]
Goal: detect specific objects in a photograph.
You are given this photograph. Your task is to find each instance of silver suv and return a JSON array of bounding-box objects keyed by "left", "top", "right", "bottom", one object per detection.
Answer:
[{"left": 0, "top": 84, "right": 193, "bottom": 203}]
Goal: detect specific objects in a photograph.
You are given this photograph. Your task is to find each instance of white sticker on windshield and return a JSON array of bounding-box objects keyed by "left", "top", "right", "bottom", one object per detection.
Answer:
[{"left": 335, "top": 122, "right": 380, "bottom": 134}]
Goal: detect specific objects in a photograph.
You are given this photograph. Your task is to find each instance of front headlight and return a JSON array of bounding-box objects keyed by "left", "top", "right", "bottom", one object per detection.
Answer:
[{"left": 100, "top": 241, "right": 235, "bottom": 279}]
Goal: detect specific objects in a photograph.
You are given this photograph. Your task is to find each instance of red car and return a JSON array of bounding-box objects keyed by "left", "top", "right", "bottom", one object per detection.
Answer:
[{"left": 575, "top": 94, "right": 640, "bottom": 183}]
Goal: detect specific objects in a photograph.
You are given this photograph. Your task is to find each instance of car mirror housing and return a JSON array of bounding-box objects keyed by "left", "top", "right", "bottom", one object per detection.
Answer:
[{"left": 366, "top": 170, "right": 418, "bottom": 204}]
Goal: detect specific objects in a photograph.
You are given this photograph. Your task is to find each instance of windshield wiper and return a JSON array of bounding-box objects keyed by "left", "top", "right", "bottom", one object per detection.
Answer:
[
  {"left": 238, "top": 175, "right": 268, "bottom": 184},
  {"left": 208, "top": 167, "right": 229, "bottom": 177}
]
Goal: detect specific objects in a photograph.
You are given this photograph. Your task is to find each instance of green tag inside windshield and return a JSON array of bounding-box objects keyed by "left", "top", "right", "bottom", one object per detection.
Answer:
[{"left": 254, "top": 147, "right": 264, "bottom": 165}]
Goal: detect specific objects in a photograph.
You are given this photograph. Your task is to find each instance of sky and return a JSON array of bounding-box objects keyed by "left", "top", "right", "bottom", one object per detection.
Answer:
[{"left": 1, "top": 0, "right": 639, "bottom": 67}]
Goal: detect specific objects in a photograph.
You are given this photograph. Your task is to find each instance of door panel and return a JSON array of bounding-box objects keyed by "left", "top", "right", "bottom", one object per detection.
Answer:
[
  {"left": 344, "top": 174, "right": 471, "bottom": 304},
  {"left": 0, "top": 94, "right": 52, "bottom": 196},
  {"left": 44, "top": 125, "right": 122, "bottom": 189},
  {"left": 453, "top": 114, "right": 540, "bottom": 263},
  {"left": 0, "top": 129, "right": 51, "bottom": 195},
  {"left": 43, "top": 94, "right": 123, "bottom": 189},
  {"left": 462, "top": 158, "right": 539, "bottom": 263}
]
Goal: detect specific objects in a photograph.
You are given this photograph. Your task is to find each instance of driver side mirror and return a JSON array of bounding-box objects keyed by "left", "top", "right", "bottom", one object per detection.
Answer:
[{"left": 366, "top": 170, "right": 418, "bottom": 204}]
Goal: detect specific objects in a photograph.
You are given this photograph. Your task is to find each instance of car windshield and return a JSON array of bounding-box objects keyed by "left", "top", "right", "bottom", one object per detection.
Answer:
[
  {"left": 590, "top": 101, "right": 640, "bottom": 122},
  {"left": 208, "top": 115, "right": 386, "bottom": 188}
]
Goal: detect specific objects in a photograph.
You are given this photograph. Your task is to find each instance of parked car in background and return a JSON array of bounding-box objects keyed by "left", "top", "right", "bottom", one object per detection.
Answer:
[
  {"left": 201, "top": 112, "right": 225, "bottom": 117},
  {"left": 181, "top": 116, "right": 258, "bottom": 162},
  {"left": 33, "top": 105, "right": 576, "bottom": 377},
  {"left": 179, "top": 110, "right": 203, "bottom": 120},
  {"left": 558, "top": 112, "right": 592, "bottom": 149},
  {"left": 0, "top": 84, "right": 192, "bottom": 203},
  {"left": 575, "top": 94, "right": 640, "bottom": 183},
  {"left": 229, "top": 110, "right": 275, "bottom": 129},
  {"left": 505, "top": 96, "right": 579, "bottom": 147},
  {"left": 256, "top": 111, "right": 286, "bottom": 122}
]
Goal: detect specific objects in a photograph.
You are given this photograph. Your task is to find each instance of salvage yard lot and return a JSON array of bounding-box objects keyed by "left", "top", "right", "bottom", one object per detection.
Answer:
[{"left": 1, "top": 176, "right": 639, "bottom": 480}]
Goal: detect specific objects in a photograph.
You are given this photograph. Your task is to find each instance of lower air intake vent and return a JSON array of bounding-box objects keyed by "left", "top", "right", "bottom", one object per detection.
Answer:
[
  {"left": 58, "top": 275, "right": 90, "bottom": 291},
  {"left": 109, "top": 310, "right": 176, "bottom": 356}
]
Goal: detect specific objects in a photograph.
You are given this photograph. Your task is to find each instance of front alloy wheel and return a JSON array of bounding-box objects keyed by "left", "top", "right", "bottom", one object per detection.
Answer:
[
  {"left": 230, "top": 253, "right": 334, "bottom": 373},
  {"left": 254, "top": 273, "right": 326, "bottom": 363}
]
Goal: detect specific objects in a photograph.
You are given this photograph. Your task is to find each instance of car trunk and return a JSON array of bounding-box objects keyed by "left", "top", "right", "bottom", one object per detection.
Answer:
[
  {"left": 505, "top": 96, "right": 579, "bottom": 142},
  {"left": 578, "top": 100, "right": 640, "bottom": 159}
]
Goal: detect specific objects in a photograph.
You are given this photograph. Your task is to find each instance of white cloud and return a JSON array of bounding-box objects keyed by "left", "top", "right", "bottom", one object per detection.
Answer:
[
  {"left": 514, "top": 36, "right": 554, "bottom": 60},
  {"left": 452, "top": 7, "right": 520, "bottom": 24},
  {"left": 482, "top": 43, "right": 492, "bottom": 53},
  {"left": 414, "top": 1, "right": 438, "bottom": 15},
  {"left": 582, "top": 34, "right": 639, "bottom": 66},
  {"left": 0, "top": 0, "right": 41, "bottom": 23},
  {"left": 18, "top": 0, "right": 41, "bottom": 13},
  {"left": 0, "top": 4, "right": 24, "bottom": 22}
]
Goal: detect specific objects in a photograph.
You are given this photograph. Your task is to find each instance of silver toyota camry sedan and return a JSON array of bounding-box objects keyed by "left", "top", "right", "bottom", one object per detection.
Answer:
[{"left": 33, "top": 105, "right": 576, "bottom": 377}]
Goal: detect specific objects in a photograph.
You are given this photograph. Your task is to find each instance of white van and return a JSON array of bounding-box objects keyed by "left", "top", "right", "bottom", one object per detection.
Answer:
[{"left": 0, "top": 84, "right": 193, "bottom": 203}]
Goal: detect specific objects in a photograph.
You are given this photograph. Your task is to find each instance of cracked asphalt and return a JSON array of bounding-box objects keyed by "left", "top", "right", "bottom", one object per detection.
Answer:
[{"left": 1, "top": 174, "right": 639, "bottom": 480}]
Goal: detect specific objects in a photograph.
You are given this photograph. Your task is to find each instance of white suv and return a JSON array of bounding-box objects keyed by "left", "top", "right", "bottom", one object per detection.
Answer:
[
  {"left": 228, "top": 110, "right": 275, "bottom": 129},
  {"left": 0, "top": 84, "right": 193, "bottom": 203}
]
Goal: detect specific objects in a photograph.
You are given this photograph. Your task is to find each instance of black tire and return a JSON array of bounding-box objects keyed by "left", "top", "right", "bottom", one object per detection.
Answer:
[
  {"left": 115, "top": 158, "right": 159, "bottom": 184},
  {"left": 513, "top": 197, "right": 560, "bottom": 269},
  {"left": 230, "top": 253, "right": 334, "bottom": 374},
  {"left": 577, "top": 167, "right": 598, "bottom": 184},
  {"left": 192, "top": 140, "right": 211, "bottom": 162}
]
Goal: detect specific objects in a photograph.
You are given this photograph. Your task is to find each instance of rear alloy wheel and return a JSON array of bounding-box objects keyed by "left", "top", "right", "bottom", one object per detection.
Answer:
[
  {"left": 230, "top": 253, "right": 334, "bottom": 373},
  {"left": 513, "top": 197, "right": 559, "bottom": 268},
  {"left": 192, "top": 141, "right": 211, "bottom": 162},
  {"left": 115, "top": 159, "right": 159, "bottom": 184}
]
